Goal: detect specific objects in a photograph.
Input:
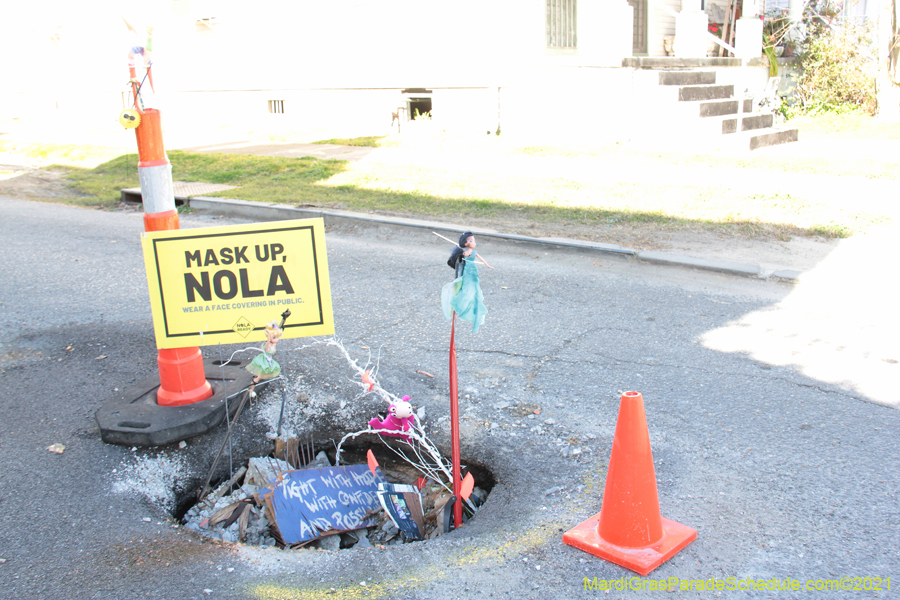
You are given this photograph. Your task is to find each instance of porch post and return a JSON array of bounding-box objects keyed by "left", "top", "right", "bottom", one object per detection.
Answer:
[
  {"left": 674, "top": 0, "right": 709, "bottom": 58},
  {"left": 735, "top": 0, "right": 763, "bottom": 60}
]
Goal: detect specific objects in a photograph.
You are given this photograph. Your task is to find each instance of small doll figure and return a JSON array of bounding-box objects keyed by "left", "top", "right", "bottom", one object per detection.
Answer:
[
  {"left": 369, "top": 396, "right": 415, "bottom": 442},
  {"left": 442, "top": 232, "right": 492, "bottom": 333},
  {"left": 122, "top": 18, "right": 155, "bottom": 108},
  {"left": 246, "top": 320, "right": 283, "bottom": 397}
]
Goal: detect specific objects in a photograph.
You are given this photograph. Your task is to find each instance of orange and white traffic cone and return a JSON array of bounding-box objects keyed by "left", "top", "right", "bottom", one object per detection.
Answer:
[
  {"left": 134, "top": 108, "right": 212, "bottom": 407},
  {"left": 563, "top": 391, "right": 696, "bottom": 576}
]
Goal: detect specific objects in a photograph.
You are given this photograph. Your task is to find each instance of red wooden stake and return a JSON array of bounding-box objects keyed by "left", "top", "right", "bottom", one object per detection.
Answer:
[{"left": 449, "top": 314, "right": 463, "bottom": 528}]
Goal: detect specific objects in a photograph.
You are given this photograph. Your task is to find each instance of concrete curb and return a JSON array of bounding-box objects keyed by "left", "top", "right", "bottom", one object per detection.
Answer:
[
  {"left": 636, "top": 250, "right": 761, "bottom": 278},
  {"left": 186, "top": 196, "right": 801, "bottom": 281}
]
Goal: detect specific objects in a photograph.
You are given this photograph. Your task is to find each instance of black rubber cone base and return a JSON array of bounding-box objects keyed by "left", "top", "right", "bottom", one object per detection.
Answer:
[{"left": 95, "top": 358, "right": 264, "bottom": 447}]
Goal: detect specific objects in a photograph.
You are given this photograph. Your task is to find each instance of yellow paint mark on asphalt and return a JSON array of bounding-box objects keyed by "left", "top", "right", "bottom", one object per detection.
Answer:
[
  {"left": 249, "top": 489, "right": 601, "bottom": 600},
  {"left": 249, "top": 519, "right": 564, "bottom": 600},
  {"left": 252, "top": 581, "right": 394, "bottom": 600},
  {"left": 251, "top": 571, "right": 441, "bottom": 599},
  {"left": 581, "top": 460, "right": 607, "bottom": 496},
  {"left": 451, "top": 522, "right": 562, "bottom": 567}
]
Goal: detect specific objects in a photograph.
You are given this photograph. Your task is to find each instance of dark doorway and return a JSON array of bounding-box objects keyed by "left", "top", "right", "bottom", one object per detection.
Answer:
[
  {"left": 408, "top": 97, "right": 432, "bottom": 119},
  {"left": 402, "top": 88, "right": 433, "bottom": 119}
]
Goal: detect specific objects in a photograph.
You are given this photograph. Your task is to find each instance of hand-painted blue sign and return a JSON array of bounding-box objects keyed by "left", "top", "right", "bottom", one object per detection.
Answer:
[{"left": 260, "top": 464, "right": 386, "bottom": 544}]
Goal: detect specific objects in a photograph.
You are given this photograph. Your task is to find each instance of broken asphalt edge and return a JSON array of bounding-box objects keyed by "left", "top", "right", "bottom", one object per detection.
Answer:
[{"left": 186, "top": 196, "right": 802, "bottom": 282}]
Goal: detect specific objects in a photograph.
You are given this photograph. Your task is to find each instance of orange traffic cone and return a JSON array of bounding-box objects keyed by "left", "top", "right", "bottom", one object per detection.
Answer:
[
  {"left": 563, "top": 391, "right": 696, "bottom": 576},
  {"left": 134, "top": 108, "right": 212, "bottom": 407}
]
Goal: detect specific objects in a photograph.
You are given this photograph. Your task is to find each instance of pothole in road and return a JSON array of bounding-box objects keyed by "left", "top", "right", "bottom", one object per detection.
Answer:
[
  {"left": 175, "top": 435, "right": 496, "bottom": 550},
  {"left": 143, "top": 337, "right": 499, "bottom": 550}
]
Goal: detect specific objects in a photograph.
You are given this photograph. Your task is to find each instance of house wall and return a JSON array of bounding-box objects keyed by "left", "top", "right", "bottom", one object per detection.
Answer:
[
  {"left": 646, "top": 0, "right": 681, "bottom": 56},
  {"left": 499, "top": 66, "right": 637, "bottom": 141},
  {"left": 0, "top": 0, "right": 771, "bottom": 146}
]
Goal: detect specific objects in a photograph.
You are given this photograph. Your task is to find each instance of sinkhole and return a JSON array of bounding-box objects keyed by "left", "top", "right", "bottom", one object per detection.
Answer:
[
  {"left": 173, "top": 433, "right": 496, "bottom": 550},
  {"left": 159, "top": 337, "right": 498, "bottom": 550}
]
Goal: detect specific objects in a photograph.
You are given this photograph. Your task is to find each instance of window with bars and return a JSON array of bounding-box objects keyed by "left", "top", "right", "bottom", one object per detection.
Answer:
[
  {"left": 546, "top": 0, "right": 577, "bottom": 48},
  {"left": 268, "top": 100, "right": 284, "bottom": 114}
]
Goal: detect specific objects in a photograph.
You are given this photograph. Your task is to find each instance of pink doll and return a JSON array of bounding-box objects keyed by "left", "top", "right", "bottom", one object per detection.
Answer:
[{"left": 369, "top": 396, "right": 415, "bottom": 442}]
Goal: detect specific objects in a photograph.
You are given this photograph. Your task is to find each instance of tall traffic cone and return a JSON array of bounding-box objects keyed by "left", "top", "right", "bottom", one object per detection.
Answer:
[
  {"left": 134, "top": 108, "right": 212, "bottom": 407},
  {"left": 563, "top": 391, "right": 696, "bottom": 576}
]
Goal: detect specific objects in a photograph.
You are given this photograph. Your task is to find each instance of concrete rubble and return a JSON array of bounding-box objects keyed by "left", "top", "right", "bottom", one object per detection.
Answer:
[{"left": 181, "top": 445, "right": 489, "bottom": 550}]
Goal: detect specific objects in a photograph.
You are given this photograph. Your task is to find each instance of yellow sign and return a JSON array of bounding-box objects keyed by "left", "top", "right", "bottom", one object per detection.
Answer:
[{"left": 141, "top": 218, "right": 334, "bottom": 349}]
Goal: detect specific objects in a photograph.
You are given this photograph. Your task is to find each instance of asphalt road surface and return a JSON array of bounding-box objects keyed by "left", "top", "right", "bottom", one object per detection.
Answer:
[{"left": 1, "top": 197, "right": 897, "bottom": 600}]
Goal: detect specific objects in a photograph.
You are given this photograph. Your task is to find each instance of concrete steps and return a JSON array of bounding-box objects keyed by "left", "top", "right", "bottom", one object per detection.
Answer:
[
  {"left": 631, "top": 68, "right": 798, "bottom": 151},
  {"left": 748, "top": 126, "right": 800, "bottom": 149},
  {"left": 678, "top": 84, "right": 734, "bottom": 102}
]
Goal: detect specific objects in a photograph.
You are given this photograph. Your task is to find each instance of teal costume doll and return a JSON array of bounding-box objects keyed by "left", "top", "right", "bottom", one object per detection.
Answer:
[
  {"left": 442, "top": 232, "right": 493, "bottom": 333},
  {"left": 247, "top": 320, "right": 283, "bottom": 383}
]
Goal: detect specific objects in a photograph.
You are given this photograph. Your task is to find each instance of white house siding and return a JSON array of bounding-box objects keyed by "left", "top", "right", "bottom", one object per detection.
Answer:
[
  {"left": 646, "top": 0, "right": 680, "bottom": 56},
  {"left": 499, "top": 65, "right": 636, "bottom": 140},
  {"left": 705, "top": 0, "right": 732, "bottom": 30},
  {"left": 158, "top": 1, "right": 505, "bottom": 91}
]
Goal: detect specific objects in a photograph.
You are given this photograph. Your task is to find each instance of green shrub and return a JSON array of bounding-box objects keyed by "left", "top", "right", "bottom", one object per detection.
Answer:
[{"left": 794, "top": 18, "right": 877, "bottom": 115}]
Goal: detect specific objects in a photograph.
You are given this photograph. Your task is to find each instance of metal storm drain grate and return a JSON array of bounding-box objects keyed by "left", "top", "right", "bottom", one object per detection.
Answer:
[{"left": 121, "top": 181, "right": 239, "bottom": 205}]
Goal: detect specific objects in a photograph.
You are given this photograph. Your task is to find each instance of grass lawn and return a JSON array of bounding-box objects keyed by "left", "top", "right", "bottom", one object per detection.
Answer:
[{"left": 3, "top": 113, "right": 897, "bottom": 241}]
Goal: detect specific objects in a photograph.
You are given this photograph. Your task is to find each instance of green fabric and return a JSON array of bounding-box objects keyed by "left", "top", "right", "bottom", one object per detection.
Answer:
[
  {"left": 246, "top": 347, "right": 280, "bottom": 379},
  {"left": 441, "top": 255, "right": 486, "bottom": 333}
]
